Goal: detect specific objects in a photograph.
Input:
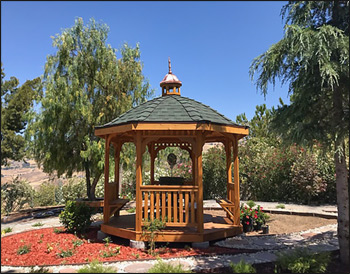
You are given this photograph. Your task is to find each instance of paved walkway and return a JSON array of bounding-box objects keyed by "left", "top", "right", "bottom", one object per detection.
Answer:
[{"left": 1, "top": 201, "right": 339, "bottom": 273}]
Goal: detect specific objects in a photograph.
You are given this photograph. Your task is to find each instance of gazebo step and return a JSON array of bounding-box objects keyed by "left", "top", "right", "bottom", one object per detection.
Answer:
[{"left": 216, "top": 198, "right": 235, "bottom": 221}]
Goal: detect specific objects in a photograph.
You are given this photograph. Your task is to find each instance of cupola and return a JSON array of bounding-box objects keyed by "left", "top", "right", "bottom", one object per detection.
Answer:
[{"left": 160, "top": 58, "right": 182, "bottom": 96}]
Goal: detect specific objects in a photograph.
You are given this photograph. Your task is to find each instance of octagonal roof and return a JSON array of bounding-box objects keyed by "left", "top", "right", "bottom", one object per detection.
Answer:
[{"left": 95, "top": 94, "right": 245, "bottom": 129}]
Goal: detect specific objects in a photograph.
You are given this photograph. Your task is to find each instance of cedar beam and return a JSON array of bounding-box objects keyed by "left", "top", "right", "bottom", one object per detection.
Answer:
[{"left": 233, "top": 136, "right": 240, "bottom": 226}]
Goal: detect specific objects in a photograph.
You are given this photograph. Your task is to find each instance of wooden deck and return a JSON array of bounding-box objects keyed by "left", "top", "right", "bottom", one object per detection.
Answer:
[{"left": 101, "top": 209, "right": 243, "bottom": 243}]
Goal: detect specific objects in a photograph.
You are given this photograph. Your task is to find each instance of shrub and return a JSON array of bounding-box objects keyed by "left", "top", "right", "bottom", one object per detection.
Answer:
[
  {"left": 77, "top": 260, "right": 116, "bottom": 273},
  {"left": 57, "top": 248, "right": 74, "bottom": 258},
  {"left": 1, "top": 177, "right": 35, "bottom": 215},
  {"left": 203, "top": 145, "right": 227, "bottom": 199},
  {"left": 275, "top": 248, "right": 331, "bottom": 273},
  {"left": 147, "top": 259, "right": 192, "bottom": 273},
  {"left": 62, "top": 178, "right": 87, "bottom": 203},
  {"left": 33, "top": 181, "right": 58, "bottom": 206},
  {"left": 17, "top": 244, "right": 31, "bottom": 255},
  {"left": 230, "top": 260, "right": 256, "bottom": 273},
  {"left": 59, "top": 200, "right": 93, "bottom": 233}
]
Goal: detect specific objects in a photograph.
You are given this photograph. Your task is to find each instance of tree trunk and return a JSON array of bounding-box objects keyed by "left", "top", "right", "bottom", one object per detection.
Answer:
[
  {"left": 90, "top": 173, "right": 102, "bottom": 201},
  {"left": 335, "top": 141, "right": 349, "bottom": 266},
  {"left": 85, "top": 162, "right": 92, "bottom": 200}
]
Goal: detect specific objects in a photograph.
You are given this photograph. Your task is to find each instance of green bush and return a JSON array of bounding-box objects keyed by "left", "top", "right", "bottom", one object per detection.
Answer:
[
  {"left": 77, "top": 260, "right": 116, "bottom": 273},
  {"left": 1, "top": 177, "right": 35, "bottom": 215},
  {"left": 147, "top": 259, "right": 192, "bottom": 273},
  {"left": 62, "top": 178, "right": 87, "bottom": 203},
  {"left": 17, "top": 244, "right": 31, "bottom": 255},
  {"left": 203, "top": 145, "right": 227, "bottom": 200},
  {"left": 33, "top": 181, "right": 57, "bottom": 206},
  {"left": 230, "top": 260, "right": 256, "bottom": 273},
  {"left": 275, "top": 248, "right": 331, "bottom": 273},
  {"left": 59, "top": 200, "right": 93, "bottom": 233}
]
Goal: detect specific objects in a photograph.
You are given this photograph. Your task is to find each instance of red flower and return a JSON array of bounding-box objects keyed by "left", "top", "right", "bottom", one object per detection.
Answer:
[
  {"left": 241, "top": 211, "right": 244, "bottom": 213},
  {"left": 260, "top": 207, "right": 263, "bottom": 210},
  {"left": 254, "top": 214, "right": 258, "bottom": 219},
  {"left": 249, "top": 208, "right": 252, "bottom": 211},
  {"left": 246, "top": 221, "right": 250, "bottom": 225},
  {"left": 246, "top": 216, "right": 249, "bottom": 219},
  {"left": 255, "top": 211, "right": 258, "bottom": 214}
]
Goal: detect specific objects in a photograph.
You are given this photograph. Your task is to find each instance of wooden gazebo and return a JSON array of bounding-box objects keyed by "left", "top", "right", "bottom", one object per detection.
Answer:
[{"left": 94, "top": 59, "right": 249, "bottom": 243}]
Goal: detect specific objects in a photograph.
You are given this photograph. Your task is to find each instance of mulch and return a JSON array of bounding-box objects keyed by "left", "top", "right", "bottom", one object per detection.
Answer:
[{"left": 1, "top": 227, "right": 255, "bottom": 267}]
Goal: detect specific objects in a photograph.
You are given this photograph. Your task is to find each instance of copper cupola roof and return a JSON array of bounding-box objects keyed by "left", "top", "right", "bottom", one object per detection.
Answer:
[{"left": 160, "top": 58, "right": 182, "bottom": 96}]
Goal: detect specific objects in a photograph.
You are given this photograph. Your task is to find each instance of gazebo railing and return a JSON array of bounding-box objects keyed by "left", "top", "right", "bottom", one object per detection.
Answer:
[{"left": 140, "top": 185, "right": 199, "bottom": 228}]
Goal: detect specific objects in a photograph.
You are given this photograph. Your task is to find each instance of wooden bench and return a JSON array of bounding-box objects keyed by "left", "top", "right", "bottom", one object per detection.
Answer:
[{"left": 216, "top": 198, "right": 235, "bottom": 221}]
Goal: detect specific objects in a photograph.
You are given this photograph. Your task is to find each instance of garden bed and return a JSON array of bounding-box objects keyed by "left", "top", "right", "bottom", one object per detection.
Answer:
[{"left": 1, "top": 227, "right": 255, "bottom": 267}]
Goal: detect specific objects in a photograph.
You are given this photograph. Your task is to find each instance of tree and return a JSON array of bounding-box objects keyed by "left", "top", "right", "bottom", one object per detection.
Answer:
[
  {"left": 1, "top": 64, "right": 41, "bottom": 166},
  {"left": 27, "top": 18, "right": 152, "bottom": 200},
  {"left": 249, "top": 1, "right": 349, "bottom": 265}
]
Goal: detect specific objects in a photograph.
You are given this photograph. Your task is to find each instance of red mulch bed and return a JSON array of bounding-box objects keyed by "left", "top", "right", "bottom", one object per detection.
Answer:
[{"left": 1, "top": 227, "right": 254, "bottom": 266}]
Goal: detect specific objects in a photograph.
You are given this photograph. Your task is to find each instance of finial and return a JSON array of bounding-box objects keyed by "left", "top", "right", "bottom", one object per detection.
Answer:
[{"left": 168, "top": 57, "right": 172, "bottom": 74}]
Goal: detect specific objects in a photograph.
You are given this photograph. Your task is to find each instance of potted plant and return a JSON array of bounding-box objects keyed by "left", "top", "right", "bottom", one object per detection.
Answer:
[
  {"left": 240, "top": 205, "right": 254, "bottom": 232},
  {"left": 253, "top": 205, "right": 268, "bottom": 231}
]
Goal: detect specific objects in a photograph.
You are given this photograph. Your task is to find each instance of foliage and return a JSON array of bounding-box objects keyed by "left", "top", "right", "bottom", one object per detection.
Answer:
[
  {"left": 240, "top": 203, "right": 268, "bottom": 230},
  {"left": 33, "top": 181, "right": 62, "bottom": 206},
  {"left": 56, "top": 248, "right": 74, "bottom": 258},
  {"left": 275, "top": 248, "right": 331, "bottom": 273},
  {"left": 102, "top": 236, "right": 111, "bottom": 246},
  {"left": 77, "top": 260, "right": 116, "bottom": 273},
  {"left": 1, "top": 65, "right": 42, "bottom": 166},
  {"left": 2, "top": 227, "right": 13, "bottom": 234},
  {"left": 100, "top": 246, "right": 120, "bottom": 258},
  {"left": 59, "top": 200, "right": 93, "bottom": 233},
  {"left": 142, "top": 218, "right": 166, "bottom": 256},
  {"left": 32, "top": 222, "right": 44, "bottom": 227},
  {"left": 202, "top": 145, "right": 227, "bottom": 200},
  {"left": 127, "top": 207, "right": 136, "bottom": 213},
  {"left": 1, "top": 177, "right": 35, "bottom": 215},
  {"left": 17, "top": 244, "right": 31, "bottom": 255},
  {"left": 147, "top": 259, "right": 192, "bottom": 273},
  {"left": 27, "top": 17, "right": 152, "bottom": 200},
  {"left": 72, "top": 239, "right": 84, "bottom": 247},
  {"left": 230, "top": 260, "right": 256, "bottom": 273},
  {"left": 53, "top": 228, "right": 64, "bottom": 234},
  {"left": 276, "top": 204, "right": 285, "bottom": 209},
  {"left": 61, "top": 178, "right": 87, "bottom": 203}
]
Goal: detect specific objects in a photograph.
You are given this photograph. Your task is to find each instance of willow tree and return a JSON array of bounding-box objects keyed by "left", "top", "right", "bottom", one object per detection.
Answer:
[
  {"left": 250, "top": 1, "right": 349, "bottom": 265},
  {"left": 28, "top": 18, "right": 152, "bottom": 200}
]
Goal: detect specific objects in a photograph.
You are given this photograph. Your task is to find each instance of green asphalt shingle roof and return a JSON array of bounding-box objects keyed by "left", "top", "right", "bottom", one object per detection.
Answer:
[{"left": 96, "top": 95, "right": 244, "bottom": 129}]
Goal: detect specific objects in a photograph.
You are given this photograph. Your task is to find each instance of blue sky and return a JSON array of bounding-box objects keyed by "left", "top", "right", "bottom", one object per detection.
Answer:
[{"left": 2, "top": 1, "right": 290, "bottom": 121}]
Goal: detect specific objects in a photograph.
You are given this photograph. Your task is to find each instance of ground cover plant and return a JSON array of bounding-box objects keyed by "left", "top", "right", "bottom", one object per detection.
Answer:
[
  {"left": 147, "top": 259, "right": 192, "bottom": 273},
  {"left": 77, "top": 260, "right": 116, "bottom": 273},
  {"left": 230, "top": 259, "right": 256, "bottom": 273}
]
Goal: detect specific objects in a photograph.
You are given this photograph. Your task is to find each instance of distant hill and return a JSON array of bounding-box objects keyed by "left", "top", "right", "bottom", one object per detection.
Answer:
[{"left": 1, "top": 159, "right": 84, "bottom": 189}]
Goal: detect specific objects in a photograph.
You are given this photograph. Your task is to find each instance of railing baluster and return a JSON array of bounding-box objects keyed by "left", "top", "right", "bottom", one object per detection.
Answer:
[
  {"left": 144, "top": 192, "right": 149, "bottom": 221},
  {"left": 162, "top": 192, "right": 166, "bottom": 221},
  {"left": 167, "top": 192, "right": 172, "bottom": 223},
  {"left": 185, "top": 192, "right": 189, "bottom": 223},
  {"left": 179, "top": 192, "right": 183, "bottom": 223},
  {"left": 156, "top": 191, "right": 160, "bottom": 219},
  {"left": 173, "top": 192, "right": 178, "bottom": 223},
  {"left": 150, "top": 191, "right": 154, "bottom": 221}
]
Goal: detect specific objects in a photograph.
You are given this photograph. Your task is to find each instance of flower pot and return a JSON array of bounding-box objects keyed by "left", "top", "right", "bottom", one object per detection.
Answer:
[
  {"left": 262, "top": 225, "right": 269, "bottom": 234},
  {"left": 253, "top": 223, "right": 262, "bottom": 231},
  {"left": 243, "top": 222, "right": 253, "bottom": 233}
]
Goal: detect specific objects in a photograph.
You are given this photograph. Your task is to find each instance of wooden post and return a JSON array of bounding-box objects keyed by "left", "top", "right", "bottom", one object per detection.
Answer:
[
  {"left": 233, "top": 136, "right": 240, "bottom": 226},
  {"left": 195, "top": 132, "right": 204, "bottom": 234},
  {"left": 114, "top": 142, "right": 121, "bottom": 198},
  {"left": 103, "top": 136, "right": 111, "bottom": 224},
  {"left": 150, "top": 143, "right": 155, "bottom": 185},
  {"left": 135, "top": 131, "right": 143, "bottom": 232},
  {"left": 225, "top": 139, "right": 232, "bottom": 201}
]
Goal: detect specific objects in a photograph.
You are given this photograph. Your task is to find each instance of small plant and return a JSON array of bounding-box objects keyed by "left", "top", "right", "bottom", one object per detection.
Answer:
[
  {"left": 72, "top": 239, "right": 84, "bottom": 247},
  {"left": 2, "top": 227, "right": 13, "bottom": 234},
  {"left": 59, "top": 200, "right": 93, "bottom": 233},
  {"left": 17, "top": 244, "right": 31, "bottom": 255},
  {"left": 142, "top": 219, "right": 166, "bottom": 256},
  {"left": 230, "top": 260, "right": 256, "bottom": 273},
  {"left": 246, "top": 200, "right": 256, "bottom": 208},
  {"left": 184, "top": 245, "right": 193, "bottom": 251},
  {"left": 29, "top": 266, "right": 51, "bottom": 273},
  {"left": 147, "top": 259, "right": 192, "bottom": 273},
  {"left": 275, "top": 248, "right": 331, "bottom": 273},
  {"left": 131, "top": 252, "right": 140, "bottom": 259},
  {"left": 100, "top": 246, "right": 120, "bottom": 258},
  {"left": 276, "top": 204, "right": 285, "bottom": 209},
  {"left": 57, "top": 248, "right": 74, "bottom": 258},
  {"left": 32, "top": 222, "right": 44, "bottom": 227},
  {"left": 102, "top": 236, "right": 112, "bottom": 246},
  {"left": 53, "top": 228, "right": 64, "bottom": 234},
  {"left": 38, "top": 234, "right": 44, "bottom": 243},
  {"left": 127, "top": 207, "right": 136, "bottom": 213},
  {"left": 77, "top": 259, "right": 116, "bottom": 273}
]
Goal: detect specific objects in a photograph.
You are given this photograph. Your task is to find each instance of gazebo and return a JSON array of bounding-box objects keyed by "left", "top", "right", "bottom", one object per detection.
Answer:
[{"left": 94, "top": 59, "right": 249, "bottom": 244}]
